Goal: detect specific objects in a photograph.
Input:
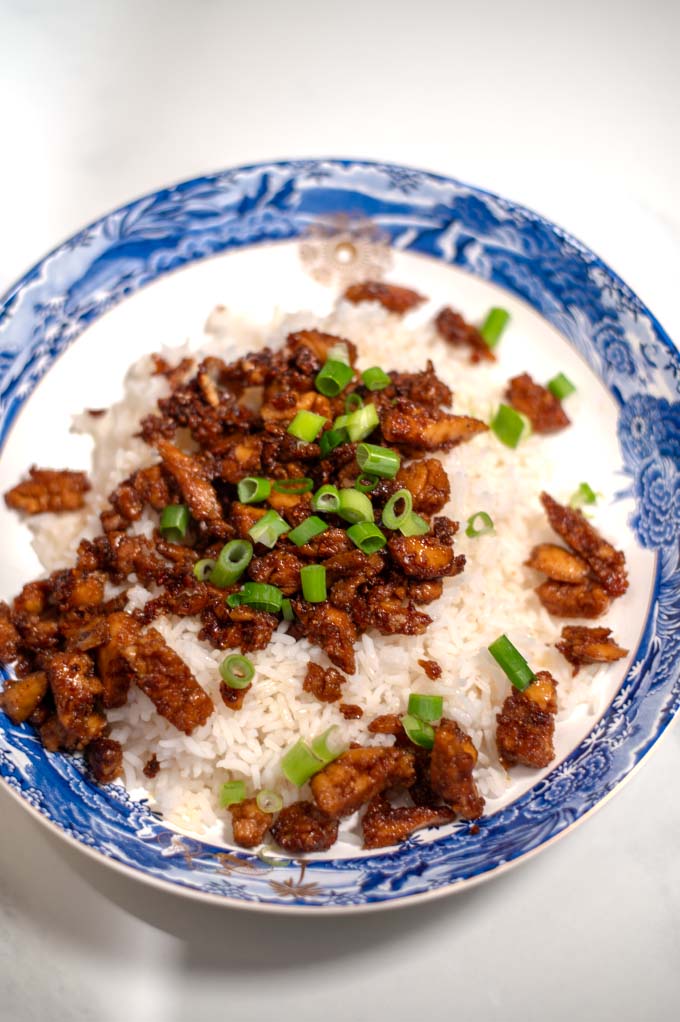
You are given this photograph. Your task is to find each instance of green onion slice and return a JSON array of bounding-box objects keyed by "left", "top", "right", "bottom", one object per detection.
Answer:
[
  {"left": 220, "top": 653, "right": 255, "bottom": 689},
  {"left": 400, "top": 713, "right": 435, "bottom": 749},
  {"left": 300, "top": 564, "right": 327, "bottom": 602},
  {"left": 465, "top": 511, "right": 495, "bottom": 538},
  {"left": 345, "top": 403, "right": 379, "bottom": 442},
  {"left": 193, "top": 558, "right": 216, "bottom": 582},
  {"left": 319, "top": 427, "right": 349, "bottom": 458},
  {"left": 355, "top": 473, "right": 379, "bottom": 493},
  {"left": 382, "top": 488, "right": 413, "bottom": 530},
  {"left": 338, "top": 488, "right": 374, "bottom": 524},
  {"left": 311, "top": 725, "right": 347, "bottom": 765},
  {"left": 237, "top": 476, "right": 271, "bottom": 504},
  {"left": 226, "top": 593, "right": 243, "bottom": 608},
  {"left": 407, "top": 693, "right": 444, "bottom": 722},
  {"left": 327, "top": 341, "right": 350, "bottom": 365},
  {"left": 281, "top": 598, "right": 294, "bottom": 622},
  {"left": 399, "top": 512, "right": 430, "bottom": 536},
  {"left": 362, "top": 366, "right": 391, "bottom": 391},
  {"left": 315, "top": 359, "right": 354, "bottom": 397},
  {"left": 287, "top": 515, "right": 328, "bottom": 547},
  {"left": 356, "top": 442, "right": 400, "bottom": 478},
  {"left": 333, "top": 413, "right": 350, "bottom": 431},
  {"left": 547, "top": 372, "right": 576, "bottom": 400},
  {"left": 569, "top": 482, "right": 598, "bottom": 508},
  {"left": 219, "top": 780, "right": 247, "bottom": 807},
  {"left": 236, "top": 582, "right": 283, "bottom": 614},
  {"left": 488, "top": 634, "right": 536, "bottom": 692},
  {"left": 287, "top": 409, "right": 327, "bottom": 442},
  {"left": 210, "top": 539, "right": 253, "bottom": 588},
  {"left": 247, "top": 509, "right": 289, "bottom": 548},
  {"left": 490, "top": 403, "right": 531, "bottom": 449},
  {"left": 312, "top": 484, "right": 341, "bottom": 513},
  {"left": 280, "top": 739, "right": 325, "bottom": 786},
  {"left": 344, "top": 391, "right": 364, "bottom": 414},
  {"left": 346, "top": 521, "right": 387, "bottom": 553},
  {"left": 272, "top": 477, "right": 313, "bottom": 495},
  {"left": 480, "top": 307, "right": 510, "bottom": 349},
  {"left": 159, "top": 504, "right": 189, "bottom": 542},
  {"left": 256, "top": 789, "right": 284, "bottom": 814}
]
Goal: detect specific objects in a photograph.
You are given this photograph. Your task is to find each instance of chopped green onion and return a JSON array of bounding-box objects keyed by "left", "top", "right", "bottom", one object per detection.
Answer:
[
  {"left": 338, "top": 488, "right": 374, "bottom": 524},
  {"left": 382, "top": 489, "right": 413, "bottom": 530},
  {"left": 226, "top": 592, "right": 243, "bottom": 608},
  {"left": 488, "top": 634, "right": 536, "bottom": 692},
  {"left": 547, "top": 372, "right": 576, "bottom": 400},
  {"left": 327, "top": 341, "right": 350, "bottom": 365},
  {"left": 465, "top": 511, "right": 495, "bottom": 538},
  {"left": 362, "top": 366, "right": 391, "bottom": 391},
  {"left": 344, "top": 391, "right": 364, "bottom": 414},
  {"left": 220, "top": 780, "right": 247, "bottom": 807},
  {"left": 346, "top": 521, "right": 387, "bottom": 553},
  {"left": 272, "top": 477, "right": 313, "bottom": 495},
  {"left": 312, "top": 484, "right": 341, "bottom": 513},
  {"left": 315, "top": 359, "right": 354, "bottom": 397},
  {"left": 256, "top": 789, "right": 283, "bottom": 814},
  {"left": 257, "top": 847, "right": 291, "bottom": 867},
  {"left": 345, "top": 403, "right": 379, "bottom": 441},
  {"left": 400, "top": 713, "right": 435, "bottom": 749},
  {"left": 193, "top": 558, "right": 216, "bottom": 582},
  {"left": 281, "top": 598, "right": 294, "bottom": 621},
  {"left": 319, "top": 427, "right": 349, "bottom": 458},
  {"left": 570, "top": 482, "right": 598, "bottom": 508},
  {"left": 300, "top": 564, "right": 327, "bottom": 602},
  {"left": 287, "top": 515, "right": 328, "bottom": 546},
  {"left": 407, "top": 693, "right": 444, "bottom": 722},
  {"left": 399, "top": 512, "right": 430, "bottom": 536},
  {"left": 356, "top": 442, "right": 400, "bottom": 478},
  {"left": 220, "top": 653, "right": 255, "bottom": 689},
  {"left": 280, "top": 739, "right": 325, "bottom": 786},
  {"left": 248, "top": 509, "right": 289, "bottom": 548},
  {"left": 355, "top": 473, "right": 379, "bottom": 494},
  {"left": 159, "top": 504, "right": 189, "bottom": 542},
  {"left": 490, "top": 404, "right": 531, "bottom": 449},
  {"left": 237, "top": 476, "right": 271, "bottom": 503},
  {"left": 287, "top": 409, "right": 327, "bottom": 442},
  {"left": 311, "top": 725, "right": 347, "bottom": 765},
  {"left": 333, "top": 413, "right": 350, "bottom": 431},
  {"left": 237, "top": 582, "right": 283, "bottom": 614},
  {"left": 480, "top": 307, "right": 510, "bottom": 349},
  {"left": 210, "top": 539, "right": 253, "bottom": 588}
]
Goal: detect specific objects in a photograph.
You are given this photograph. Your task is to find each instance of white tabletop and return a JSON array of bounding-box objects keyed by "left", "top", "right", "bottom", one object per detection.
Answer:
[{"left": 1, "top": 2, "right": 679, "bottom": 1019}]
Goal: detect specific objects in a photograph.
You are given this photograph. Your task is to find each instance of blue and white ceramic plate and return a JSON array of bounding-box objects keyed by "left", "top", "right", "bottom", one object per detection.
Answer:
[{"left": 0, "top": 159, "right": 678, "bottom": 913}]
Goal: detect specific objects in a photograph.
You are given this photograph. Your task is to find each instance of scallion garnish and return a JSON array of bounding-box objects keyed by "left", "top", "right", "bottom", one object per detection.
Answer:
[
  {"left": 382, "top": 488, "right": 413, "bottom": 530},
  {"left": 247, "top": 509, "right": 289, "bottom": 548},
  {"left": 256, "top": 789, "right": 284, "bottom": 814},
  {"left": 338, "top": 488, "right": 374, "bottom": 524},
  {"left": 272, "top": 477, "right": 313, "bottom": 495},
  {"left": 346, "top": 521, "right": 387, "bottom": 553},
  {"left": 219, "top": 780, "right": 247, "bottom": 807},
  {"left": 490, "top": 403, "right": 531, "bottom": 449},
  {"left": 362, "top": 366, "right": 391, "bottom": 391},
  {"left": 193, "top": 558, "right": 216, "bottom": 582},
  {"left": 280, "top": 739, "right": 325, "bottom": 786},
  {"left": 287, "top": 515, "right": 328, "bottom": 546},
  {"left": 465, "top": 511, "right": 495, "bottom": 538},
  {"left": 281, "top": 598, "right": 294, "bottom": 621},
  {"left": 231, "top": 582, "right": 283, "bottom": 614},
  {"left": 344, "top": 391, "right": 364, "bottom": 414},
  {"left": 327, "top": 341, "right": 350, "bottom": 365},
  {"left": 159, "top": 504, "right": 189, "bottom": 542},
  {"left": 399, "top": 512, "right": 430, "bottom": 536},
  {"left": 569, "top": 482, "right": 598, "bottom": 508},
  {"left": 300, "top": 564, "right": 327, "bottom": 602},
  {"left": 210, "top": 539, "right": 253, "bottom": 588},
  {"left": 310, "top": 725, "right": 347, "bottom": 765},
  {"left": 344, "top": 402, "right": 379, "bottom": 441},
  {"left": 355, "top": 473, "right": 379, "bottom": 493},
  {"left": 487, "top": 634, "right": 535, "bottom": 692},
  {"left": 220, "top": 653, "right": 255, "bottom": 688},
  {"left": 311, "top": 484, "right": 341, "bottom": 513},
  {"left": 400, "top": 713, "right": 435, "bottom": 749},
  {"left": 547, "top": 372, "right": 576, "bottom": 400},
  {"left": 319, "top": 427, "right": 349, "bottom": 458},
  {"left": 237, "top": 476, "right": 271, "bottom": 504},
  {"left": 480, "top": 307, "right": 510, "bottom": 349},
  {"left": 315, "top": 359, "right": 354, "bottom": 397},
  {"left": 356, "top": 442, "right": 400, "bottom": 479},
  {"left": 407, "top": 693, "right": 443, "bottom": 722},
  {"left": 287, "top": 409, "right": 327, "bottom": 442}
]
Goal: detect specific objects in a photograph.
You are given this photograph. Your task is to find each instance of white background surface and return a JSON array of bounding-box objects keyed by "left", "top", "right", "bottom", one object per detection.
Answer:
[{"left": 1, "top": 1, "right": 679, "bottom": 1019}]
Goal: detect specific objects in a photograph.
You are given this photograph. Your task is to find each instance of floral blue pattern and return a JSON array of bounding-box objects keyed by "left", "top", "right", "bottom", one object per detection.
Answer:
[{"left": 0, "top": 159, "right": 679, "bottom": 911}]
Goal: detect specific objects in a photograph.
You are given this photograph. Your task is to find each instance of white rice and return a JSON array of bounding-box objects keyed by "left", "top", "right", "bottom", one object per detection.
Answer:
[{"left": 28, "top": 299, "right": 609, "bottom": 846}]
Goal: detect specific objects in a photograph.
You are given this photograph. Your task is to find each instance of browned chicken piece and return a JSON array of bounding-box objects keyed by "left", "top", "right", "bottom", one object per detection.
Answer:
[
  {"left": 429, "top": 719, "right": 485, "bottom": 819},
  {"left": 0, "top": 672, "right": 48, "bottom": 725},
  {"left": 107, "top": 464, "right": 172, "bottom": 524},
  {"left": 536, "top": 580, "right": 611, "bottom": 618},
  {"left": 496, "top": 670, "right": 558, "bottom": 769},
  {"left": 396, "top": 458, "right": 451, "bottom": 514},
  {"left": 224, "top": 605, "right": 279, "bottom": 654},
  {"left": 143, "top": 754, "right": 160, "bottom": 778},
  {"left": 343, "top": 281, "right": 426, "bottom": 314},
  {"left": 541, "top": 492, "right": 628, "bottom": 597},
  {"left": 39, "top": 714, "right": 71, "bottom": 752},
  {"left": 303, "top": 662, "right": 345, "bottom": 703},
  {"left": 5, "top": 467, "right": 90, "bottom": 514},
  {"left": 387, "top": 361, "right": 453, "bottom": 408},
  {"left": 86, "top": 737, "right": 123, "bottom": 783},
  {"left": 151, "top": 353, "right": 195, "bottom": 389},
  {"left": 506, "top": 373, "right": 570, "bottom": 433},
  {"left": 381, "top": 399, "right": 488, "bottom": 451},
  {"left": 367, "top": 713, "right": 409, "bottom": 746},
  {"left": 291, "top": 601, "right": 357, "bottom": 674},
  {"left": 47, "top": 653, "right": 107, "bottom": 748},
  {"left": 526, "top": 543, "right": 590, "bottom": 583},
  {"left": 388, "top": 534, "right": 465, "bottom": 580},
  {"left": 155, "top": 439, "right": 224, "bottom": 527},
  {"left": 62, "top": 614, "right": 110, "bottom": 652},
  {"left": 219, "top": 680, "right": 251, "bottom": 711},
  {"left": 248, "top": 549, "right": 301, "bottom": 595},
  {"left": 409, "top": 580, "right": 444, "bottom": 605},
  {"left": 0, "top": 602, "right": 19, "bottom": 661},
  {"left": 286, "top": 329, "right": 358, "bottom": 367},
  {"left": 96, "top": 613, "right": 134, "bottom": 708},
  {"left": 230, "top": 501, "right": 267, "bottom": 539},
  {"left": 230, "top": 797, "right": 272, "bottom": 848},
  {"left": 310, "top": 746, "right": 416, "bottom": 818},
  {"left": 270, "top": 800, "right": 339, "bottom": 853},
  {"left": 418, "top": 658, "right": 442, "bottom": 680},
  {"left": 435, "top": 306, "right": 494, "bottom": 363},
  {"left": 339, "top": 703, "right": 363, "bottom": 719},
  {"left": 296, "top": 526, "right": 353, "bottom": 561},
  {"left": 362, "top": 793, "right": 455, "bottom": 848},
  {"left": 48, "top": 569, "right": 105, "bottom": 612},
  {"left": 556, "top": 626, "right": 628, "bottom": 673},
  {"left": 217, "top": 434, "right": 264, "bottom": 484},
  {"left": 353, "top": 583, "right": 433, "bottom": 636}
]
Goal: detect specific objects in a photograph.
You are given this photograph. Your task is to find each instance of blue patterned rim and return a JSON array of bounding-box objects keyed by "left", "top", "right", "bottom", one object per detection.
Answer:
[{"left": 1, "top": 158, "right": 679, "bottom": 913}]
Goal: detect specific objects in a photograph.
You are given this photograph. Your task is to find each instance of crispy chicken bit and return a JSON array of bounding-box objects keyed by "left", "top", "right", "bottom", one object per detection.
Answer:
[
  {"left": 248, "top": 549, "right": 301, "bottom": 595},
  {"left": 496, "top": 671, "right": 557, "bottom": 769},
  {"left": 388, "top": 362, "right": 453, "bottom": 407},
  {"left": 381, "top": 399, "right": 487, "bottom": 451},
  {"left": 270, "top": 800, "right": 339, "bottom": 853},
  {"left": 5, "top": 467, "right": 90, "bottom": 514},
  {"left": 0, "top": 672, "right": 48, "bottom": 725},
  {"left": 0, "top": 602, "right": 19, "bottom": 661},
  {"left": 430, "top": 719, "right": 485, "bottom": 819},
  {"left": 339, "top": 703, "right": 363, "bottom": 719},
  {"left": 435, "top": 306, "right": 494, "bottom": 363},
  {"left": 526, "top": 543, "right": 590, "bottom": 583},
  {"left": 62, "top": 615, "right": 110, "bottom": 652},
  {"left": 303, "top": 662, "right": 345, "bottom": 703},
  {"left": 230, "top": 797, "right": 272, "bottom": 849},
  {"left": 396, "top": 458, "right": 450, "bottom": 514},
  {"left": 536, "top": 580, "right": 611, "bottom": 618},
  {"left": 506, "top": 373, "right": 570, "bottom": 433},
  {"left": 418, "top": 658, "right": 442, "bottom": 680},
  {"left": 143, "top": 754, "right": 160, "bottom": 778},
  {"left": 367, "top": 713, "right": 409, "bottom": 746},
  {"left": 155, "top": 439, "right": 224, "bottom": 528},
  {"left": 362, "top": 794, "right": 455, "bottom": 849},
  {"left": 219, "top": 681, "right": 251, "bottom": 711},
  {"left": 291, "top": 601, "right": 357, "bottom": 674},
  {"left": 286, "top": 329, "right": 358, "bottom": 367},
  {"left": 343, "top": 281, "right": 425, "bottom": 314},
  {"left": 47, "top": 653, "right": 107, "bottom": 748},
  {"left": 86, "top": 737, "right": 123, "bottom": 783},
  {"left": 388, "top": 534, "right": 464, "bottom": 580},
  {"left": 310, "top": 746, "right": 416, "bottom": 818},
  {"left": 541, "top": 492, "right": 628, "bottom": 597},
  {"left": 556, "top": 626, "right": 628, "bottom": 673}
]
